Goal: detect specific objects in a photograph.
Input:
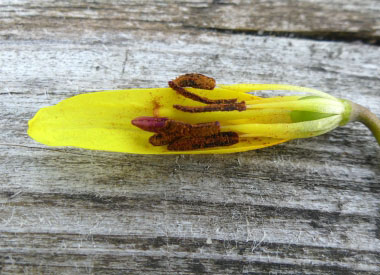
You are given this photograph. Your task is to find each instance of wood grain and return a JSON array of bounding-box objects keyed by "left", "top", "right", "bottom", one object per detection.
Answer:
[
  {"left": 1, "top": 0, "right": 380, "bottom": 44},
  {"left": 0, "top": 1, "right": 380, "bottom": 274}
]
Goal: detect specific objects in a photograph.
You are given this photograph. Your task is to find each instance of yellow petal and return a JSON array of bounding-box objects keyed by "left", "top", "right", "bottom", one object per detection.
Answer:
[
  {"left": 28, "top": 87, "right": 285, "bottom": 154},
  {"left": 224, "top": 115, "right": 342, "bottom": 139},
  {"left": 246, "top": 96, "right": 302, "bottom": 105},
  {"left": 247, "top": 98, "right": 344, "bottom": 114},
  {"left": 220, "top": 84, "right": 338, "bottom": 100}
]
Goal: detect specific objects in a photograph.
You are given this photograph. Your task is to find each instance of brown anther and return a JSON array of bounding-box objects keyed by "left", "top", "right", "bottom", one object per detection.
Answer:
[
  {"left": 149, "top": 133, "right": 178, "bottom": 146},
  {"left": 167, "top": 132, "right": 239, "bottom": 151},
  {"left": 169, "top": 80, "right": 237, "bottom": 104},
  {"left": 145, "top": 74, "right": 244, "bottom": 150},
  {"left": 190, "top": 122, "right": 221, "bottom": 136},
  {"left": 172, "top": 73, "right": 216, "bottom": 90},
  {"left": 148, "top": 120, "right": 221, "bottom": 146},
  {"left": 160, "top": 120, "right": 220, "bottom": 136},
  {"left": 173, "top": 102, "right": 246, "bottom": 113}
]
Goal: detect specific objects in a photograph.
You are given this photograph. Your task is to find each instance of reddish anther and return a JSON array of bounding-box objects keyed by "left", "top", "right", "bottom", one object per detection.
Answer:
[
  {"left": 160, "top": 120, "right": 220, "bottom": 136},
  {"left": 131, "top": 116, "right": 169, "bottom": 132},
  {"left": 169, "top": 81, "right": 237, "bottom": 104},
  {"left": 148, "top": 120, "right": 221, "bottom": 146},
  {"left": 173, "top": 102, "right": 246, "bottom": 113},
  {"left": 149, "top": 133, "right": 177, "bottom": 146},
  {"left": 172, "top": 73, "right": 216, "bottom": 90},
  {"left": 135, "top": 74, "right": 243, "bottom": 151},
  {"left": 167, "top": 132, "right": 239, "bottom": 151}
]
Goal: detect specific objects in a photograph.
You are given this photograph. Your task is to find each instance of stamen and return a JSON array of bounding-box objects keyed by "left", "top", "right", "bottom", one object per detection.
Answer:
[
  {"left": 149, "top": 133, "right": 177, "bottom": 146},
  {"left": 167, "top": 132, "right": 239, "bottom": 151},
  {"left": 173, "top": 102, "right": 246, "bottom": 113},
  {"left": 172, "top": 73, "right": 216, "bottom": 90},
  {"left": 148, "top": 120, "right": 221, "bottom": 146},
  {"left": 160, "top": 120, "right": 220, "bottom": 136},
  {"left": 169, "top": 81, "right": 237, "bottom": 104},
  {"left": 135, "top": 74, "right": 246, "bottom": 151}
]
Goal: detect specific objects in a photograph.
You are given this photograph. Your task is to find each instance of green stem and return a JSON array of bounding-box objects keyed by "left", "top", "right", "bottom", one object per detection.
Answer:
[{"left": 349, "top": 101, "right": 380, "bottom": 145}]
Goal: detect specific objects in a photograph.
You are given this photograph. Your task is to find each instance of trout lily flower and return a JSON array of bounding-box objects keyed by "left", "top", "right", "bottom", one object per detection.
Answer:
[{"left": 28, "top": 74, "right": 380, "bottom": 154}]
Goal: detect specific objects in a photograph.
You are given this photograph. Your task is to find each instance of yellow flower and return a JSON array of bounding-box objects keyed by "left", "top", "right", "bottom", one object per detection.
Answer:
[{"left": 28, "top": 75, "right": 378, "bottom": 154}]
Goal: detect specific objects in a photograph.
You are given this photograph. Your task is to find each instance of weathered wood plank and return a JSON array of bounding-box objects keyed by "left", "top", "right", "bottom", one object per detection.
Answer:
[
  {"left": 0, "top": 1, "right": 380, "bottom": 274},
  {"left": 1, "top": 0, "right": 380, "bottom": 43},
  {"left": 1, "top": 233, "right": 380, "bottom": 274}
]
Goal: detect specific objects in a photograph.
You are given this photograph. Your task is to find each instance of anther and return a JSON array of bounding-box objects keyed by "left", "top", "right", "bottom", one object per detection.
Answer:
[
  {"left": 148, "top": 120, "right": 221, "bottom": 146},
  {"left": 173, "top": 102, "right": 246, "bottom": 113},
  {"left": 172, "top": 73, "right": 216, "bottom": 90},
  {"left": 167, "top": 132, "right": 239, "bottom": 151},
  {"left": 160, "top": 120, "right": 220, "bottom": 136},
  {"left": 149, "top": 133, "right": 177, "bottom": 146},
  {"left": 169, "top": 80, "right": 237, "bottom": 104}
]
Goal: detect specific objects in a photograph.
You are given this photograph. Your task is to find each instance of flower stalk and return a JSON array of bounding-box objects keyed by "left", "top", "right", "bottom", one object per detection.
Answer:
[{"left": 348, "top": 101, "right": 380, "bottom": 144}]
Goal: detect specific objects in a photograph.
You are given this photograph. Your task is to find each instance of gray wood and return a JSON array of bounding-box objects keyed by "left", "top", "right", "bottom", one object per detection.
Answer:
[
  {"left": 1, "top": 1, "right": 380, "bottom": 274},
  {"left": 1, "top": 0, "right": 380, "bottom": 44}
]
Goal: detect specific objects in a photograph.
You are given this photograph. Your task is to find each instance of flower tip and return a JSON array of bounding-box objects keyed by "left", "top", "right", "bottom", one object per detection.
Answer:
[{"left": 131, "top": 116, "right": 168, "bottom": 132}]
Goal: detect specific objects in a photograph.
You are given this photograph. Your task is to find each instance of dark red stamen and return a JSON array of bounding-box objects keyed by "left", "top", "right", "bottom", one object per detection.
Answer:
[
  {"left": 148, "top": 120, "right": 221, "bottom": 146},
  {"left": 149, "top": 133, "right": 178, "bottom": 146},
  {"left": 167, "top": 132, "right": 239, "bottom": 151},
  {"left": 169, "top": 81, "right": 237, "bottom": 104},
  {"left": 172, "top": 73, "right": 216, "bottom": 90},
  {"left": 134, "top": 74, "right": 242, "bottom": 151},
  {"left": 173, "top": 102, "right": 246, "bottom": 113},
  {"left": 160, "top": 120, "right": 220, "bottom": 136}
]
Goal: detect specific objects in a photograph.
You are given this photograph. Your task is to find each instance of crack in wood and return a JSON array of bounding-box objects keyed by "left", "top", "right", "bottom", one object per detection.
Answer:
[{"left": 184, "top": 26, "right": 380, "bottom": 46}]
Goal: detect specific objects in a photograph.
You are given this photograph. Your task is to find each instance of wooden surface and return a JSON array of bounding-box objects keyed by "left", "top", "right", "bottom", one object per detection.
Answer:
[{"left": 1, "top": 1, "right": 380, "bottom": 274}]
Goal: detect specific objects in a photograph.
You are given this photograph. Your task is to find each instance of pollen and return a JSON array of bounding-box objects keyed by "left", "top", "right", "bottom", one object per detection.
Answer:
[
  {"left": 170, "top": 73, "right": 246, "bottom": 112},
  {"left": 168, "top": 132, "right": 239, "bottom": 151},
  {"left": 169, "top": 80, "right": 237, "bottom": 104},
  {"left": 173, "top": 102, "right": 246, "bottom": 112},
  {"left": 131, "top": 74, "right": 245, "bottom": 151},
  {"left": 149, "top": 120, "right": 221, "bottom": 146},
  {"left": 172, "top": 73, "right": 216, "bottom": 90}
]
